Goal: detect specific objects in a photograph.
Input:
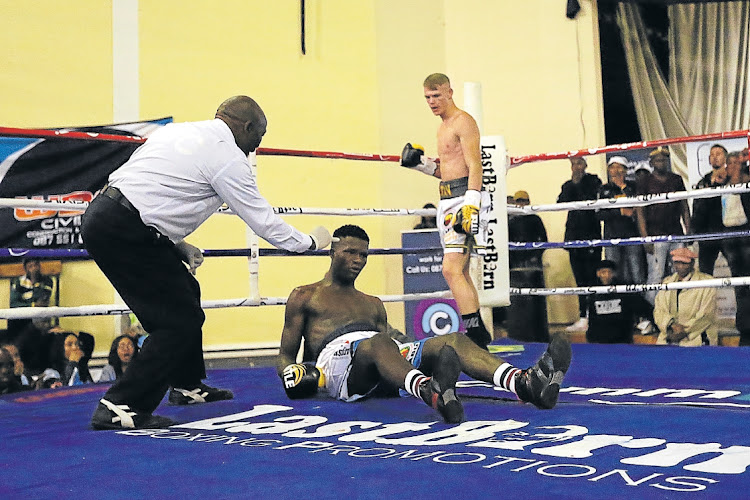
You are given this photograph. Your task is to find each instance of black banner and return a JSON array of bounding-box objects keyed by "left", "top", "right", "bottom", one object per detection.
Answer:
[{"left": 0, "top": 119, "right": 169, "bottom": 252}]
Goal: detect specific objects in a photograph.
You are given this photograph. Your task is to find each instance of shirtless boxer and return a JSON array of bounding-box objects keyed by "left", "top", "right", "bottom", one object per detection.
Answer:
[
  {"left": 277, "top": 225, "right": 572, "bottom": 424},
  {"left": 399, "top": 73, "right": 492, "bottom": 349}
]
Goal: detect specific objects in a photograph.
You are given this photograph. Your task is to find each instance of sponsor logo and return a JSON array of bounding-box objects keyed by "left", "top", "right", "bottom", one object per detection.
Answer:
[
  {"left": 112, "top": 403, "right": 749, "bottom": 493},
  {"left": 14, "top": 191, "right": 92, "bottom": 221},
  {"left": 282, "top": 365, "right": 306, "bottom": 389}
]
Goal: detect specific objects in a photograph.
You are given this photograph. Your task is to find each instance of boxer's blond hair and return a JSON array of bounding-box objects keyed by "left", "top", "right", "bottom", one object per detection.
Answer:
[{"left": 423, "top": 73, "right": 450, "bottom": 90}]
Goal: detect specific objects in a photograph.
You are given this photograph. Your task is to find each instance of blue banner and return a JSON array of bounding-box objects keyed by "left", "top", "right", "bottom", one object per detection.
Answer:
[{"left": 402, "top": 229, "right": 461, "bottom": 339}]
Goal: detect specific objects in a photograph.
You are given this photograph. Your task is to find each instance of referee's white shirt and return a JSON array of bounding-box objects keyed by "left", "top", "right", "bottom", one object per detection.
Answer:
[{"left": 108, "top": 119, "right": 312, "bottom": 253}]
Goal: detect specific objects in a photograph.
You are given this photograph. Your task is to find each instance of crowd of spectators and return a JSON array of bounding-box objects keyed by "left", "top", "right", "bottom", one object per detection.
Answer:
[
  {"left": 510, "top": 144, "right": 750, "bottom": 346},
  {"left": 0, "top": 263, "right": 148, "bottom": 393}
]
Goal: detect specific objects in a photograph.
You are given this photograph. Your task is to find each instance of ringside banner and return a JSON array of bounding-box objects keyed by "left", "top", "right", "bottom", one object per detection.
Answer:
[{"left": 0, "top": 119, "right": 170, "bottom": 251}]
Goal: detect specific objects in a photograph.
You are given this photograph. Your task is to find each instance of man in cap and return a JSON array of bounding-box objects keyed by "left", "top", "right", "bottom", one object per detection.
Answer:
[
  {"left": 636, "top": 147, "right": 691, "bottom": 305},
  {"left": 586, "top": 260, "right": 651, "bottom": 344},
  {"left": 598, "top": 156, "right": 644, "bottom": 285},
  {"left": 653, "top": 247, "right": 717, "bottom": 346},
  {"left": 506, "top": 190, "right": 549, "bottom": 342}
]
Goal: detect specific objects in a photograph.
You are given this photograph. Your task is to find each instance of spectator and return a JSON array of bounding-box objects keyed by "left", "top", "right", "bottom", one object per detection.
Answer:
[
  {"left": 598, "top": 156, "right": 645, "bottom": 285},
  {"left": 721, "top": 151, "right": 750, "bottom": 346},
  {"left": 636, "top": 147, "right": 691, "bottom": 304},
  {"left": 708, "top": 143, "right": 728, "bottom": 172},
  {"left": 98, "top": 335, "right": 138, "bottom": 383},
  {"left": 692, "top": 145, "right": 728, "bottom": 276},
  {"left": 506, "top": 190, "right": 549, "bottom": 342},
  {"left": 633, "top": 162, "right": 652, "bottom": 187},
  {"left": 558, "top": 157, "right": 602, "bottom": 331},
  {"left": 6, "top": 257, "right": 54, "bottom": 338},
  {"left": 0, "top": 347, "right": 30, "bottom": 394},
  {"left": 414, "top": 203, "right": 438, "bottom": 229},
  {"left": 14, "top": 318, "right": 58, "bottom": 376},
  {"left": 49, "top": 332, "right": 94, "bottom": 385},
  {"left": 654, "top": 247, "right": 717, "bottom": 346},
  {"left": 9, "top": 258, "right": 54, "bottom": 308},
  {"left": 0, "top": 342, "right": 29, "bottom": 386},
  {"left": 34, "top": 368, "right": 63, "bottom": 390},
  {"left": 586, "top": 260, "right": 651, "bottom": 344}
]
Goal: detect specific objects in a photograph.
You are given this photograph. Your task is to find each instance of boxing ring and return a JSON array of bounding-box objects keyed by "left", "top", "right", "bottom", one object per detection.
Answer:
[
  {"left": 1, "top": 124, "right": 750, "bottom": 497},
  {"left": 2, "top": 341, "right": 750, "bottom": 498}
]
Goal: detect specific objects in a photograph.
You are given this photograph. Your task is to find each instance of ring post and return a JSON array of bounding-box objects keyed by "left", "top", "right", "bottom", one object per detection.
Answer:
[{"left": 477, "top": 135, "right": 510, "bottom": 309}]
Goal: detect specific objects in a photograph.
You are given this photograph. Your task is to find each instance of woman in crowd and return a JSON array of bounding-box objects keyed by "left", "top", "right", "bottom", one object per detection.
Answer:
[
  {"left": 49, "top": 332, "right": 94, "bottom": 385},
  {"left": 98, "top": 335, "right": 138, "bottom": 383}
]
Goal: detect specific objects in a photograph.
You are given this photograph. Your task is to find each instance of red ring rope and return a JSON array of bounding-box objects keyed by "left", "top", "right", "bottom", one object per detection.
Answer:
[{"left": 1, "top": 126, "right": 747, "bottom": 166}]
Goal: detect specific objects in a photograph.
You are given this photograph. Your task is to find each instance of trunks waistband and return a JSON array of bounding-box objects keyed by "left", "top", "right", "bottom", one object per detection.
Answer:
[
  {"left": 439, "top": 177, "right": 478, "bottom": 199},
  {"left": 314, "top": 322, "right": 378, "bottom": 360}
]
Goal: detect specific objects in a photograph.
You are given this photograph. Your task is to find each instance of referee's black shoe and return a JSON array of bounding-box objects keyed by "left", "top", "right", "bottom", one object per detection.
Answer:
[
  {"left": 168, "top": 383, "right": 234, "bottom": 405},
  {"left": 91, "top": 399, "right": 176, "bottom": 430}
]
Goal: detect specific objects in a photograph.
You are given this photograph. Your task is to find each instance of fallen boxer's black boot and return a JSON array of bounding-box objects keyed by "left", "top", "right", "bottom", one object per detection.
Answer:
[
  {"left": 515, "top": 334, "right": 572, "bottom": 409},
  {"left": 420, "top": 345, "right": 464, "bottom": 423}
]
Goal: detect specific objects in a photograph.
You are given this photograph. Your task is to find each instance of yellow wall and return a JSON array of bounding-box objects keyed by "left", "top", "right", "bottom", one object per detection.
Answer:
[{"left": 1, "top": 0, "right": 606, "bottom": 356}]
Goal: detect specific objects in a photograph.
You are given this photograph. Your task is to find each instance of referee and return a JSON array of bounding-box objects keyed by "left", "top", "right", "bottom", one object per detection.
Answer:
[{"left": 83, "top": 95, "right": 332, "bottom": 430}]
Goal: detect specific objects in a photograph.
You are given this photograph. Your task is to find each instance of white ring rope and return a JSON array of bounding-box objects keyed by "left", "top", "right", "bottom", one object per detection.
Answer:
[
  {"left": 511, "top": 276, "right": 750, "bottom": 296},
  {"left": 0, "top": 198, "right": 438, "bottom": 217},
  {"left": 5, "top": 182, "right": 750, "bottom": 218},
  {"left": 508, "top": 182, "right": 750, "bottom": 215},
  {"left": 0, "top": 291, "right": 453, "bottom": 319},
  {"left": 6, "top": 273, "right": 750, "bottom": 318}
]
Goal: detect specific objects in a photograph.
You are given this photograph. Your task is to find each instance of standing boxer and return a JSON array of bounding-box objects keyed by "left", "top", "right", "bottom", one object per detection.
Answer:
[{"left": 400, "top": 73, "right": 492, "bottom": 349}]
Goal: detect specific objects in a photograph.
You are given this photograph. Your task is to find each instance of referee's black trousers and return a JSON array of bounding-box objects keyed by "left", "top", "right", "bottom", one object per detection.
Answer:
[{"left": 81, "top": 193, "right": 206, "bottom": 414}]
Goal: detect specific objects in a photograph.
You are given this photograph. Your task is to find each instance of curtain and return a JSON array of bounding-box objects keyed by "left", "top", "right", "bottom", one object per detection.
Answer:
[{"left": 616, "top": 2, "right": 750, "bottom": 180}]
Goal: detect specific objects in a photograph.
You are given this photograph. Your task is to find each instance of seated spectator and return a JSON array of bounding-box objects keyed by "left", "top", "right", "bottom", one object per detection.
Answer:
[
  {"left": 654, "top": 247, "right": 717, "bottom": 346},
  {"left": 414, "top": 203, "right": 438, "bottom": 229},
  {"left": 0, "top": 342, "right": 29, "bottom": 386},
  {"left": 48, "top": 331, "right": 94, "bottom": 385},
  {"left": 15, "top": 318, "right": 58, "bottom": 376},
  {"left": 98, "top": 335, "right": 138, "bottom": 383},
  {"left": 0, "top": 346, "right": 30, "bottom": 394},
  {"left": 6, "top": 257, "right": 54, "bottom": 338},
  {"left": 586, "top": 260, "right": 651, "bottom": 344},
  {"left": 506, "top": 190, "right": 549, "bottom": 343},
  {"left": 33, "top": 368, "right": 63, "bottom": 390}
]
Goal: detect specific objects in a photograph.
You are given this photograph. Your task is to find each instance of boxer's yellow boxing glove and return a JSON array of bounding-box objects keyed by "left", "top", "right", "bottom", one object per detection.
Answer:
[{"left": 453, "top": 190, "right": 481, "bottom": 235}]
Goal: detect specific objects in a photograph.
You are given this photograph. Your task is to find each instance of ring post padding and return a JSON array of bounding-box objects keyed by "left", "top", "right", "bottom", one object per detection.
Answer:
[
  {"left": 477, "top": 135, "right": 510, "bottom": 308},
  {"left": 247, "top": 151, "right": 261, "bottom": 302},
  {"left": 464, "top": 82, "right": 483, "bottom": 135}
]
